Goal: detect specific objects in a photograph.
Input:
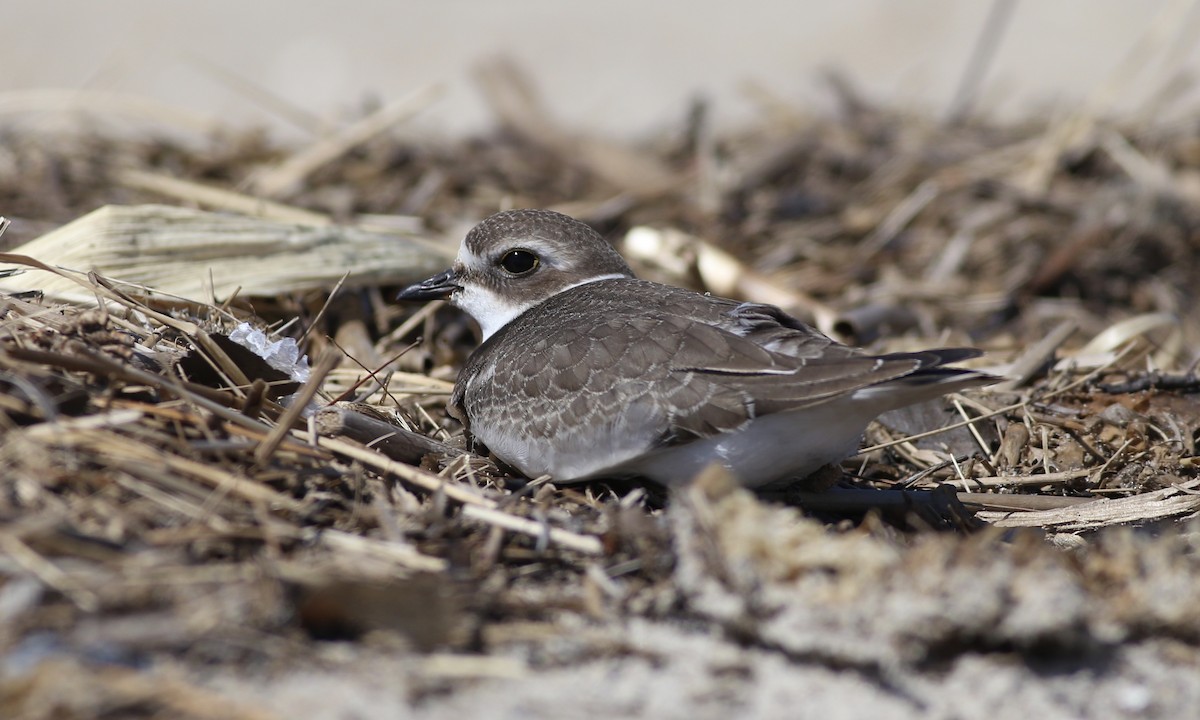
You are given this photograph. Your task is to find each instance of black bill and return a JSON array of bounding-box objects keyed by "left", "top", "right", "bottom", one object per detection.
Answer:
[{"left": 396, "top": 269, "right": 459, "bottom": 302}]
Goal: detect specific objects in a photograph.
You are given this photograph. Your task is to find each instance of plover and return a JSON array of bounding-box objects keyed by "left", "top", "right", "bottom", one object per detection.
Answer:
[{"left": 398, "top": 209, "right": 989, "bottom": 487}]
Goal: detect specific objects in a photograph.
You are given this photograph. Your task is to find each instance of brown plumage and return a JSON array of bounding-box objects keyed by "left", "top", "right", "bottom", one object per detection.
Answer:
[{"left": 398, "top": 209, "right": 990, "bottom": 487}]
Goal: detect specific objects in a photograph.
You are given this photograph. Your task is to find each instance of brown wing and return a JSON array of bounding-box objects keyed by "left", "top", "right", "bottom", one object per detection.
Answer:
[
  {"left": 451, "top": 279, "right": 983, "bottom": 453},
  {"left": 653, "top": 319, "right": 979, "bottom": 439}
]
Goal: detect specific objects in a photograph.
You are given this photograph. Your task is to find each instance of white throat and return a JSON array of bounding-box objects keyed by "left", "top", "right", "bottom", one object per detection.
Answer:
[{"left": 456, "top": 273, "right": 627, "bottom": 341}]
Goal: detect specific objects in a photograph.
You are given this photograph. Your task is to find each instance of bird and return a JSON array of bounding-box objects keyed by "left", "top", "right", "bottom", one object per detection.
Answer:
[{"left": 397, "top": 209, "right": 990, "bottom": 488}]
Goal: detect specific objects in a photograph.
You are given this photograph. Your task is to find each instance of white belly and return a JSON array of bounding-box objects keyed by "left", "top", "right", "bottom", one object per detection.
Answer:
[
  {"left": 477, "top": 398, "right": 877, "bottom": 488},
  {"left": 616, "top": 401, "right": 873, "bottom": 487}
]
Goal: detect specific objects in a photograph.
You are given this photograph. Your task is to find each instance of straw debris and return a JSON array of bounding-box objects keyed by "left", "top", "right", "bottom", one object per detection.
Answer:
[{"left": 3, "top": 59, "right": 1200, "bottom": 718}]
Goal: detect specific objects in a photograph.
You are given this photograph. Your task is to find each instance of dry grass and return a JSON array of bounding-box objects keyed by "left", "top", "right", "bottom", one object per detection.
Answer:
[{"left": 1, "top": 57, "right": 1200, "bottom": 718}]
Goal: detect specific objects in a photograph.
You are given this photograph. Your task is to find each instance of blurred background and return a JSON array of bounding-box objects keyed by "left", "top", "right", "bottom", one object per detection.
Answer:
[{"left": 5, "top": 0, "right": 1200, "bottom": 137}]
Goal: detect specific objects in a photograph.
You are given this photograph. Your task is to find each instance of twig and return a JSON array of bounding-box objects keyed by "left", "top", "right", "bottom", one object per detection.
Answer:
[
  {"left": 0, "top": 534, "right": 99, "bottom": 611},
  {"left": 114, "top": 169, "right": 331, "bottom": 225},
  {"left": 951, "top": 398, "right": 996, "bottom": 474},
  {"left": 0, "top": 253, "right": 254, "bottom": 391},
  {"left": 944, "top": 0, "right": 1019, "bottom": 124},
  {"left": 19, "top": 408, "right": 144, "bottom": 435},
  {"left": 251, "top": 84, "right": 444, "bottom": 197},
  {"left": 0, "top": 344, "right": 280, "bottom": 440},
  {"left": 186, "top": 54, "right": 325, "bottom": 135},
  {"left": 956, "top": 492, "right": 1094, "bottom": 511},
  {"left": 1097, "top": 370, "right": 1200, "bottom": 394},
  {"left": 460, "top": 504, "right": 603, "bottom": 555},
  {"left": 319, "top": 528, "right": 446, "bottom": 572},
  {"left": 992, "top": 320, "right": 1077, "bottom": 391},
  {"left": 327, "top": 339, "right": 420, "bottom": 405},
  {"left": 981, "top": 478, "right": 1200, "bottom": 530},
  {"left": 961, "top": 468, "right": 1092, "bottom": 488},
  {"left": 856, "top": 180, "right": 940, "bottom": 259},
  {"left": 380, "top": 300, "right": 444, "bottom": 347},
  {"left": 314, "top": 435, "right": 495, "bottom": 509},
  {"left": 298, "top": 271, "right": 349, "bottom": 345},
  {"left": 474, "top": 56, "right": 677, "bottom": 195},
  {"left": 311, "top": 403, "right": 460, "bottom": 464},
  {"left": 81, "top": 430, "right": 309, "bottom": 512},
  {"left": 254, "top": 348, "right": 342, "bottom": 467}
]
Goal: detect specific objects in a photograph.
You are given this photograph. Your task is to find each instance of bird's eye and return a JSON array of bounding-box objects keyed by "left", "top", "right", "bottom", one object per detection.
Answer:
[{"left": 499, "top": 249, "right": 539, "bottom": 275}]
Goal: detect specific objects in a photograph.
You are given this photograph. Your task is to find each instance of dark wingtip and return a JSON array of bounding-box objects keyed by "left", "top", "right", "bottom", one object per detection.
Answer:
[
  {"left": 923, "top": 347, "right": 984, "bottom": 365},
  {"left": 879, "top": 347, "right": 997, "bottom": 387},
  {"left": 880, "top": 347, "right": 983, "bottom": 368}
]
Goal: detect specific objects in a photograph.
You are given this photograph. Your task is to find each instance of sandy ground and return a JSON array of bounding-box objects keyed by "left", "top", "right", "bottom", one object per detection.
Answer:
[
  {"left": 202, "top": 490, "right": 1200, "bottom": 720},
  {"left": 208, "top": 634, "right": 1193, "bottom": 720}
]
